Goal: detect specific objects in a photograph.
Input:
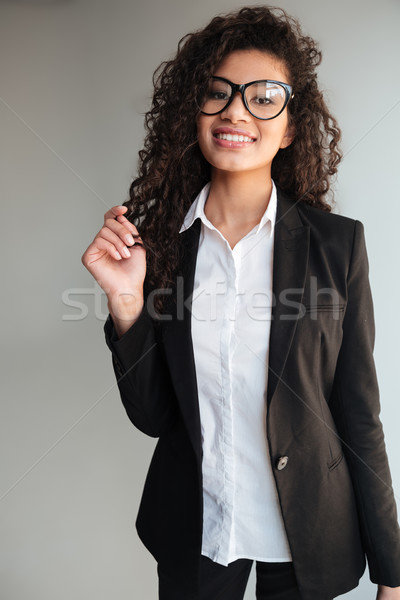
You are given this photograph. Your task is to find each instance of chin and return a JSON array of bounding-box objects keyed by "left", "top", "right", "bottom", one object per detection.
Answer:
[{"left": 209, "top": 158, "right": 253, "bottom": 172}]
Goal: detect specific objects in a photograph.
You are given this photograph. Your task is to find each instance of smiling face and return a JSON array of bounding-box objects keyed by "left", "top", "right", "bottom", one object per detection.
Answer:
[{"left": 197, "top": 49, "right": 294, "bottom": 177}]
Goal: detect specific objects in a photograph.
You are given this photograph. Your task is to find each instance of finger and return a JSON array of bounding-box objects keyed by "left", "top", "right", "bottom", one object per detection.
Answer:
[
  {"left": 115, "top": 215, "right": 142, "bottom": 238},
  {"left": 94, "top": 236, "right": 124, "bottom": 261},
  {"left": 116, "top": 213, "right": 137, "bottom": 232},
  {"left": 97, "top": 227, "right": 132, "bottom": 258},
  {"left": 104, "top": 217, "right": 138, "bottom": 248},
  {"left": 106, "top": 218, "right": 146, "bottom": 249},
  {"left": 104, "top": 214, "right": 146, "bottom": 250},
  {"left": 103, "top": 205, "right": 128, "bottom": 223}
]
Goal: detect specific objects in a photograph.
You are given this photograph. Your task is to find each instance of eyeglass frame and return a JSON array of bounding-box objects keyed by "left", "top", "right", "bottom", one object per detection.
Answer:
[{"left": 200, "top": 76, "right": 294, "bottom": 121}]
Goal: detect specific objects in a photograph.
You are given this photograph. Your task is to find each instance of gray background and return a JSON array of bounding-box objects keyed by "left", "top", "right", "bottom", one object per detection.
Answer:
[{"left": 1, "top": 0, "right": 399, "bottom": 598}]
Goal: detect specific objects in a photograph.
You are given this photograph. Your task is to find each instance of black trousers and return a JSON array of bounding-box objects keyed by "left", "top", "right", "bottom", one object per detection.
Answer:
[{"left": 158, "top": 554, "right": 303, "bottom": 600}]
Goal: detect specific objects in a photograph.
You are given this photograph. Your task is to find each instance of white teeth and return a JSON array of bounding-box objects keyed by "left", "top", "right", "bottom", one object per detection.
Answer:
[{"left": 215, "top": 133, "right": 254, "bottom": 142}]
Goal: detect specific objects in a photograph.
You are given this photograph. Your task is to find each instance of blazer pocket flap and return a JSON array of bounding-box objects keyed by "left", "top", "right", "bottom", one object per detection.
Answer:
[{"left": 304, "top": 303, "right": 345, "bottom": 313}]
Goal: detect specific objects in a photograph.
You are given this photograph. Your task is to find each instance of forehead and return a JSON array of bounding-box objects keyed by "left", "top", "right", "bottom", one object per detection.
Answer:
[{"left": 213, "top": 49, "right": 290, "bottom": 83}]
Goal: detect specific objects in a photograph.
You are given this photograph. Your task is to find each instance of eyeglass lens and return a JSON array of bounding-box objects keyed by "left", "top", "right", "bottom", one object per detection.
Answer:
[{"left": 202, "top": 78, "right": 287, "bottom": 119}]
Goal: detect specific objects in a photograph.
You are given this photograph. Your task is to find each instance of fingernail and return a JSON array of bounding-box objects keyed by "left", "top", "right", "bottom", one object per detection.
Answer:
[
  {"left": 125, "top": 233, "right": 135, "bottom": 245},
  {"left": 122, "top": 247, "right": 131, "bottom": 258}
]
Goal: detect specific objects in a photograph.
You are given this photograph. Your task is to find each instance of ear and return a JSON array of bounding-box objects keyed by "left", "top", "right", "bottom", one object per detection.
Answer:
[{"left": 279, "top": 123, "right": 296, "bottom": 149}]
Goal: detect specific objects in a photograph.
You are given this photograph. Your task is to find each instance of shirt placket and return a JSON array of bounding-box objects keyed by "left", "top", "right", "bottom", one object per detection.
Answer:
[{"left": 218, "top": 240, "right": 242, "bottom": 562}]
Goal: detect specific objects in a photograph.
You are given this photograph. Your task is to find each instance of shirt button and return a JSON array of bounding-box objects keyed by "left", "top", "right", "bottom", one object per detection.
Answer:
[{"left": 276, "top": 456, "right": 289, "bottom": 471}]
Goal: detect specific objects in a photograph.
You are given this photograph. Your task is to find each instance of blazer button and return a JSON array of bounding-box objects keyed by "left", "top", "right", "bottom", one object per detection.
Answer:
[{"left": 276, "top": 456, "right": 289, "bottom": 471}]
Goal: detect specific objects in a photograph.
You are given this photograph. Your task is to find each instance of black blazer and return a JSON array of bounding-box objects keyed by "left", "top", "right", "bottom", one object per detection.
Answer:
[{"left": 104, "top": 188, "right": 400, "bottom": 600}]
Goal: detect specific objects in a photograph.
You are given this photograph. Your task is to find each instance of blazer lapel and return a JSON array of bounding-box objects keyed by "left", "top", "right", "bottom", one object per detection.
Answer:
[
  {"left": 161, "top": 219, "right": 203, "bottom": 462},
  {"left": 267, "top": 190, "right": 310, "bottom": 407}
]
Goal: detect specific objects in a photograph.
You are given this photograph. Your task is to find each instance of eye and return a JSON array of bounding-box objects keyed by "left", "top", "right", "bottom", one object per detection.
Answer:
[
  {"left": 246, "top": 84, "right": 284, "bottom": 109},
  {"left": 251, "top": 95, "right": 273, "bottom": 105},
  {"left": 208, "top": 90, "right": 230, "bottom": 101},
  {"left": 201, "top": 79, "right": 232, "bottom": 114},
  {"left": 205, "top": 79, "right": 232, "bottom": 102}
]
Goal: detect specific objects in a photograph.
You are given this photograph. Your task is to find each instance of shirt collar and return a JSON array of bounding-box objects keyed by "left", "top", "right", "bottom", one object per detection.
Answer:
[{"left": 179, "top": 180, "right": 277, "bottom": 238}]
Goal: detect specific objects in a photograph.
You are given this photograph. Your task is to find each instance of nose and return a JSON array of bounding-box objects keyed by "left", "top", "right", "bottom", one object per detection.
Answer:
[{"left": 220, "top": 92, "right": 251, "bottom": 122}]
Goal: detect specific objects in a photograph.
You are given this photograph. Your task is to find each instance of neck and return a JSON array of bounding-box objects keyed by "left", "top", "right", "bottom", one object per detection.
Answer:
[{"left": 204, "top": 167, "right": 273, "bottom": 229}]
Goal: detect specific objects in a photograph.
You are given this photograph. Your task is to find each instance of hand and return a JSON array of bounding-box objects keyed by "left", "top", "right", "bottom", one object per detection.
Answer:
[
  {"left": 81, "top": 205, "right": 146, "bottom": 322},
  {"left": 376, "top": 585, "right": 400, "bottom": 599}
]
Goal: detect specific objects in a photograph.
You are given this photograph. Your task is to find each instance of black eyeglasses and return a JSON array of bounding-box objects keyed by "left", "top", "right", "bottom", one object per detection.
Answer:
[{"left": 200, "top": 76, "right": 294, "bottom": 120}]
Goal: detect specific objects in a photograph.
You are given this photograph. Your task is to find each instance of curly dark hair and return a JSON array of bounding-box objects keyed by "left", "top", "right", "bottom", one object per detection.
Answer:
[{"left": 123, "top": 5, "right": 342, "bottom": 313}]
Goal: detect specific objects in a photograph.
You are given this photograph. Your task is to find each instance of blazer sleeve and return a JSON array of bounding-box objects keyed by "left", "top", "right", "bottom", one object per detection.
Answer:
[
  {"left": 330, "top": 219, "right": 400, "bottom": 586},
  {"left": 103, "top": 305, "right": 179, "bottom": 438}
]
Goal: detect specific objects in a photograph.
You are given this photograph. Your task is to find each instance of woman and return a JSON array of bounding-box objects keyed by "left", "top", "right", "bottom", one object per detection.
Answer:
[{"left": 81, "top": 6, "right": 400, "bottom": 599}]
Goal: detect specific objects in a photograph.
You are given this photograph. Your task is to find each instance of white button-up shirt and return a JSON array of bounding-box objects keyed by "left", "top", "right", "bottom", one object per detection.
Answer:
[{"left": 179, "top": 181, "right": 292, "bottom": 566}]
